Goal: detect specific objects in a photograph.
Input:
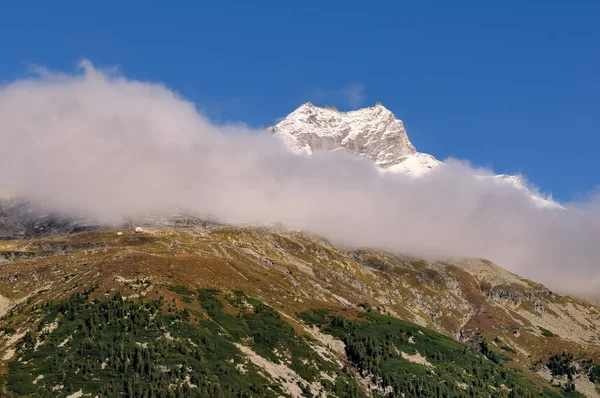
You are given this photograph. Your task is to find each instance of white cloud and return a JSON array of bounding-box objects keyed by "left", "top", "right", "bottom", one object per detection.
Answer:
[
  {"left": 308, "top": 83, "right": 366, "bottom": 109},
  {"left": 341, "top": 83, "right": 365, "bottom": 108},
  {"left": 1, "top": 61, "right": 599, "bottom": 300}
]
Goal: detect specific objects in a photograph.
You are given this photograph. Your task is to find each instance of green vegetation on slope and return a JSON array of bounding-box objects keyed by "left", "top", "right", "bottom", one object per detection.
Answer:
[
  {"left": 0, "top": 285, "right": 585, "bottom": 398},
  {"left": 299, "top": 308, "right": 571, "bottom": 398},
  {"left": 540, "top": 327, "right": 557, "bottom": 338},
  {"left": 1, "top": 288, "right": 364, "bottom": 398},
  {"left": 589, "top": 364, "right": 600, "bottom": 384},
  {"left": 547, "top": 353, "right": 576, "bottom": 378},
  {"left": 2, "top": 290, "right": 282, "bottom": 397},
  {"left": 196, "top": 289, "right": 364, "bottom": 397}
]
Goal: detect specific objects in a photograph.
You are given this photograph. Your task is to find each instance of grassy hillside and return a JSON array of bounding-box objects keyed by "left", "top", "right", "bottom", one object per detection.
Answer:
[
  {"left": 0, "top": 225, "right": 598, "bottom": 396},
  {"left": 0, "top": 288, "right": 577, "bottom": 397}
]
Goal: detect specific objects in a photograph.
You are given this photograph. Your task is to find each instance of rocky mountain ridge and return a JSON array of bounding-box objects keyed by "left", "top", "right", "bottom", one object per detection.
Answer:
[{"left": 266, "top": 102, "right": 440, "bottom": 177}]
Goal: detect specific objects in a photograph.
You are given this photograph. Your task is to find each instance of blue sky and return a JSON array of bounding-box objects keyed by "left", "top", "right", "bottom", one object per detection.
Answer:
[{"left": 1, "top": 1, "right": 598, "bottom": 201}]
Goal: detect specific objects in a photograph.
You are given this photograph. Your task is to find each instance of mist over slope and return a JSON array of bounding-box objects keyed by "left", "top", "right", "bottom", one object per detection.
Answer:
[{"left": 0, "top": 60, "right": 599, "bottom": 298}]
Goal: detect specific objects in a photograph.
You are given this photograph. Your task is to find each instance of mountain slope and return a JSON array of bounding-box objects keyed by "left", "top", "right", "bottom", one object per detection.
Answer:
[{"left": 0, "top": 225, "right": 599, "bottom": 396}]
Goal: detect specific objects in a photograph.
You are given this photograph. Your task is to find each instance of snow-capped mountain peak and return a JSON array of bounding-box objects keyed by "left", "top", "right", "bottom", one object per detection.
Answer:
[
  {"left": 266, "top": 102, "right": 430, "bottom": 170},
  {"left": 267, "top": 102, "right": 561, "bottom": 208}
]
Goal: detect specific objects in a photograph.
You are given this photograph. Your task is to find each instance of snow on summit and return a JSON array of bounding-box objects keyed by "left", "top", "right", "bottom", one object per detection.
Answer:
[
  {"left": 266, "top": 102, "right": 440, "bottom": 176},
  {"left": 267, "top": 102, "right": 560, "bottom": 208}
]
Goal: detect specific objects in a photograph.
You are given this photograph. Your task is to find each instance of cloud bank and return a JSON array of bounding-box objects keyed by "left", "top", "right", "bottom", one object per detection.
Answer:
[{"left": 0, "top": 61, "right": 599, "bottom": 299}]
